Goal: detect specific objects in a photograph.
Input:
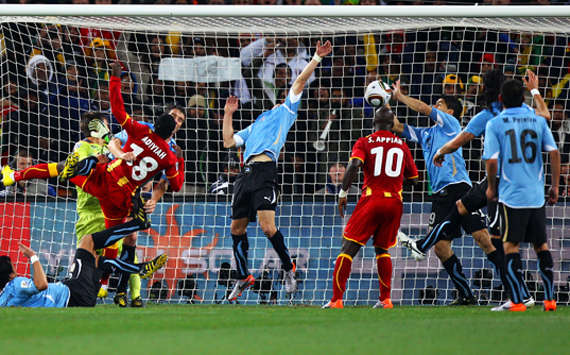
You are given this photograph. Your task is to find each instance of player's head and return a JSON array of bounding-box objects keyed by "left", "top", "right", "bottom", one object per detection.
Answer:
[
  {"left": 436, "top": 96, "right": 462, "bottom": 119},
  {"left": 274, "top": 63, "right": 291, "bottom": 89},
  {"left": 154, "top": 112, "right": 177, "bottom": 140},
  {"left": 481, "top": 69, "right": 505, "bottom": 109},
  {"left": 9, "top": 149, "right": 33, "bottom": 171},
  {"left": 166, "top": 104, "right": 186, "bottom": 134},
  {"left": 374, "top": 105, "right": 395, "bottom": 131},
  {"left": 80, "top": 112, "right": 109, "bottom": 138},
  {"left": 0, "top": 255, "right": 15, "bottom": 291},
  {"left": 500, "top": 79, "right": 525, "bottom": 108}
]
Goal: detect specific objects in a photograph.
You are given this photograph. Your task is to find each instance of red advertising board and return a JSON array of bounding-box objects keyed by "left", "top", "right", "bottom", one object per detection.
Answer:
[{"left": 0, "top": 202, "right": 31, "bottom": 276}]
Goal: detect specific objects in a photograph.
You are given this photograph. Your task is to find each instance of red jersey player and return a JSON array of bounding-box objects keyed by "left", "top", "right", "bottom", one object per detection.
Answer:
[
  {"left": 58, "top": 62, "right": 185, "bottom": 266},
  {"left": 323, "top": 106, "right": 418, "bottom": 309},
  {"left": 60, "top": 62, "right": 185, "bottom": 228}
]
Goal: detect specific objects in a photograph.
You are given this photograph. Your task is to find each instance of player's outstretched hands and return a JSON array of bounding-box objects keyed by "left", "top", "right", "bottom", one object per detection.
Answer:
[
  {"left": 548, "top": 186, "right": 559, "bottom": 205},
  {"left": 19, "top": 243, "right": 36, "bottom": 258},
  {"left": 523, "top": 69, "right": 539, "bottom": 91},
  {"left": 224, "top": 96, "right": 239, "bottom": 115},
  {"left": 110, "top": 61, "right": 122, "bottom": 78},
  {"left": 391, "top": 80, "right": 402, "bottom": 101},
  {"left": 315, "top": 40, "right": 332, "bottom": 58},
  {"left": 338, "top": 196, "right": 347, "bottom": 219}
]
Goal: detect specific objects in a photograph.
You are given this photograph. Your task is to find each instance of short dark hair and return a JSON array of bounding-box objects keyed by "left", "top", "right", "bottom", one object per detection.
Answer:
[
  {"left": 80, "top": 112, "right": 106, "bottom": 138},
  {"left": 440, "top": 95, "right": 462, "bottom": 119},
  {"left": 501, "top": 79, "right": 525, "bottom": 108},
  {"left": 0, "top": 255, "right": 13, "bottom": 291},
  {"left": 154, "top": 112, "right": 176, "bottom": 140},
  {"left": 165, "top": 104, "right": 185, "bottom": 117}
]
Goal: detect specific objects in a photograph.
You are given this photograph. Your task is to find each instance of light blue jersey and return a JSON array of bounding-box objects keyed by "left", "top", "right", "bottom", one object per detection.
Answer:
[
  {"left": 114, "top": 121, "right": 177, "bottom": 153},
  {"left": 483, "top": 106, "right": 557, "bottom": 208},
  {"left": 464, "top": 101, "right": 503, "bottom": 138},
  {"left": 402, "top": 108, "right": 471, "bottom": 193},
  {"left": 234, "top": 91, "right": 302, "bottom": 163},
  {"left": 0, "top": 277, "right": 70, "bottom": 307}
]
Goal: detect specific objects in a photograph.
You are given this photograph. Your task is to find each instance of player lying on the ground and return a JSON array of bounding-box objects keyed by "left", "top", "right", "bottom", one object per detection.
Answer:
[
  {"left": 391, "top": 80, "right": 501, "bottom": 306},
  {"left": 323, "top": 106, "right": 418, "bottom": 309},
  {"left": 483, "top": 78, "right": 559, "bottom": 312},
  {"left": 399, "top": 69, "right": 548, "bottom": 310},
  {"left": 0, "top": 205, "right": 166, "bottom": 307},
  {"left": 221, "top": 40, "right": 332, "bottom": 301}
]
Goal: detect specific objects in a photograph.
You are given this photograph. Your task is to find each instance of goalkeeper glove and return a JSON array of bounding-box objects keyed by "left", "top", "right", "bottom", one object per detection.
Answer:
[{"left": 88, "top": 119, "right": 112, "bottom": 143}]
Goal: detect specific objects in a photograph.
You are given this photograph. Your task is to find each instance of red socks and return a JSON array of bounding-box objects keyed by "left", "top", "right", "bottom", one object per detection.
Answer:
[
  {"left": 15, "top": 163, "right": 59, "bottom": 181},
  {"left": 376, "top": 253, "right": 392, "bottom": 301},
  {"left": 332, "top": 253, "right": 353, "bottom": 302}
]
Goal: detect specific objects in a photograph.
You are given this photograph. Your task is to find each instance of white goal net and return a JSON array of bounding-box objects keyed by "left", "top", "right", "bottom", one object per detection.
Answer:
[{"left": 1, "top": 5, "right": 569, "bottom": 306}]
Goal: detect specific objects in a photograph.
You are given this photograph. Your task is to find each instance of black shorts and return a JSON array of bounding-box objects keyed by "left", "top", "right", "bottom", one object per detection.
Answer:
[
  {"left": 232, "top": 162, "right": 279, "bottom": 222},
  {"left": 460, "top": 178, "right": 501, "bottom": 236},
  {"left": 499, "top": 204, "right": 547, "bottom": 245},
  {"left": 430, "top": 182, "right": 486, "bottom": 240},
  {"left": 63, "top": 249, "right": 102, "bottom": 307}
]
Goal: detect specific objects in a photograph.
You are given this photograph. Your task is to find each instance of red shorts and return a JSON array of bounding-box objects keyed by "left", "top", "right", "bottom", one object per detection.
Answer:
[
  {"left": 343, "top": 194, "right": 403, "bottom": 250},
  {"left": 71, "top": 164, "right": 133, "bottom": 228}
]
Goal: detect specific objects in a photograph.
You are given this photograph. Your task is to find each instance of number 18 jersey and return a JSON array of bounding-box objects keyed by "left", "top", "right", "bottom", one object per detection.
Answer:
[
  {"left": 107, "top": 122, "right": 182, "bottom": 193},
  {"left": 350, "top": 130, "right": 418, "bottom": 199}
]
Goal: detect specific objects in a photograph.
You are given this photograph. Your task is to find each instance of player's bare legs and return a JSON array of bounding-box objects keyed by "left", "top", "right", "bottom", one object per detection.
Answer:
[
  {"left": 258, "top": 210, "right": 297, "bottom": 293},
  {"left": 373, "top": 247, "right": 394, "bottom": 309},
  {"left": 323, "top": 239, "right": 361, "bottom": 309}
]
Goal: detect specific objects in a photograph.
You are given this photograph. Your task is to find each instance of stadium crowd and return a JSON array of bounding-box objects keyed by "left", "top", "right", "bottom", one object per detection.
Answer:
[{"left": 1, "top": 20, "right": 569, "bottom": 198}]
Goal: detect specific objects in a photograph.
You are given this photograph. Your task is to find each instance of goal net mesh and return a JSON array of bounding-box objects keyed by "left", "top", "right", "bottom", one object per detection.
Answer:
[{"left": 1, "top": 13, "right": 569, "bottom": 305}]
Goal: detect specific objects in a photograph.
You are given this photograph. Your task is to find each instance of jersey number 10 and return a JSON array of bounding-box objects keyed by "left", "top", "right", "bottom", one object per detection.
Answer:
[{"left": 371, "top": 146, "right": 404, "bottom": 177}]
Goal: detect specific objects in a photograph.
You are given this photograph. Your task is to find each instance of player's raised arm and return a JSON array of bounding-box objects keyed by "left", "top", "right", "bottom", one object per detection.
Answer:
[
  {"left": 19, "top": 243, "right": 48, "bottom": 291},
  {"left": 290, "top": 40, "right": 332, "bottom": 96},
  {"left": 222, "top": 96, "right": 239, "bottom": 149},
  {"left": 109, "top": 61, "right": 131, "bottom": 127},
  {"left": 523, "top": 69, "right": 551, "bottom": 120},
  {"left": 391, "top": 80, "right": 432, "bottom": 117}
]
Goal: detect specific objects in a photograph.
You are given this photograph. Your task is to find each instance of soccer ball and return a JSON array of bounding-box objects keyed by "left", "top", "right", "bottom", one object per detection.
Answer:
[{"left": 364, "top": 80, "right": 392, "bottom": 107}]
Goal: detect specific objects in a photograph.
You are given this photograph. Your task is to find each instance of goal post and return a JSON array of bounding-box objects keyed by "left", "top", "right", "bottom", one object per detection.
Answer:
[{"left": 0, "top": 5, "right": 569, "bottom": 306}]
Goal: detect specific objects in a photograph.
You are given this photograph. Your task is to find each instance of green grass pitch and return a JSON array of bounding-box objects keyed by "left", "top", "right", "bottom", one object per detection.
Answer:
[{"left": 1, "top": 305, "right": 568, "bottom": 354}]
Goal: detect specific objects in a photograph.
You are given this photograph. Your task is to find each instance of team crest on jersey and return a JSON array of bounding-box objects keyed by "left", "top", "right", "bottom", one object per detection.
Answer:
[{"left": 20, "top": 280, "right": 32, "bottom": 288}]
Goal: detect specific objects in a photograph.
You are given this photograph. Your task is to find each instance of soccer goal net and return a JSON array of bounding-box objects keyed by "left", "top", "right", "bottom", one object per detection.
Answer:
[{"left": 1, "top": 5, "right": 569, "bottom": 306}]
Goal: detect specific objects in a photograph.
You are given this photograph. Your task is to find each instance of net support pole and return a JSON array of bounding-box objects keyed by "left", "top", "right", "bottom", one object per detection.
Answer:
[{"left": 1, "top": 5, "right": 570, "bottom": 18}]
